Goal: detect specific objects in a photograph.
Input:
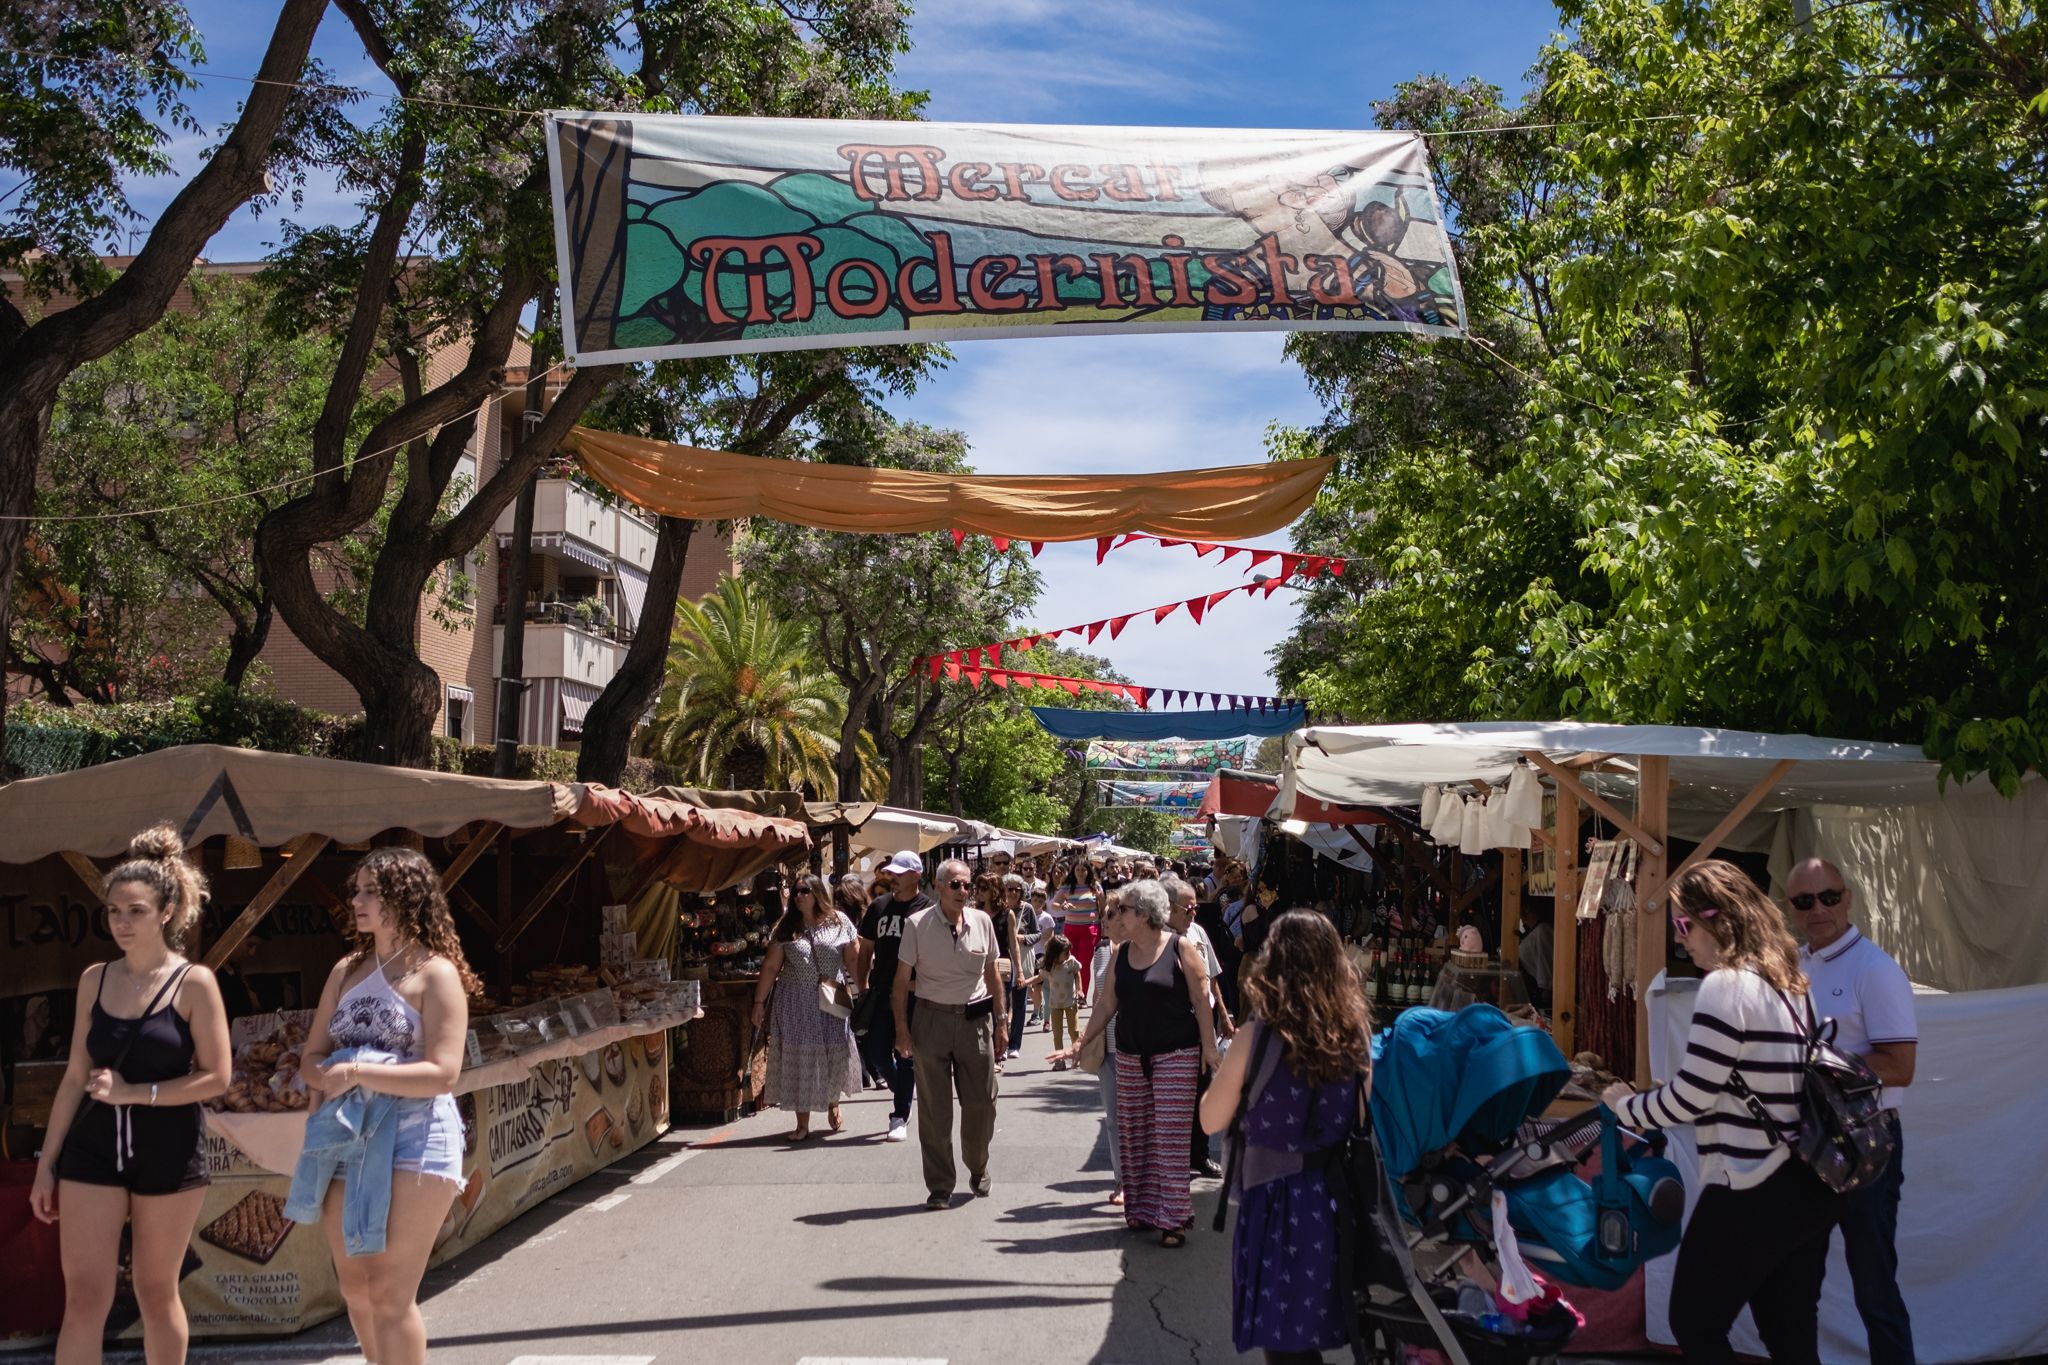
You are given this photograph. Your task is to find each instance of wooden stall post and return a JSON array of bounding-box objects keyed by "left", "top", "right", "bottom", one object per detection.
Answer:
[
  {"left": 1552, "top": 791, "right": 1580, "bottom": 1056},
  {"left": 1633, "top": 755, "right": 1671, "bottom": 1086},
  {"left": 1500, "top": 847, "right": 1524, "bottom": 969}
]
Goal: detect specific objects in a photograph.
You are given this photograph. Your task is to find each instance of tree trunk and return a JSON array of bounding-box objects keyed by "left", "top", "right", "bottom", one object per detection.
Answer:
[
  {"left": 728, "top": 741, "right": 769, "bottom": 791},
  {"left": 220, "top": 597, "right": 274, "bottom": 692},
  {"left": 576, "top": 515, "right": 694, "bottom": 785},
  {"left": 0, "top": 0, "right": 327, "bottom": 757},
  {"left": 494, "top": 470, "right": 539, "bottom": 775}
]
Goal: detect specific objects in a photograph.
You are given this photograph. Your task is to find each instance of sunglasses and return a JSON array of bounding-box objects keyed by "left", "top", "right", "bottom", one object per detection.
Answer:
[
  {"left": 945, "top": 878, "right": 973, "bottom": 889},
  {"left": 1787, "top": 888, "right": 1845, "bottom": 912},
  {"left": 1670, "top": 905, "right": 1719, "bottom": 939},
  {"left": 795, "top": 888, "right": 814, "bottom": 897}
]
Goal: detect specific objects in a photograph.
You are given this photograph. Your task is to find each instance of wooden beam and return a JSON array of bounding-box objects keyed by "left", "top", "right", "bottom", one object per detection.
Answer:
[
  {"left": 496, "top": 824, "right": 617, "bottom": 953},
  {"left": 449, "top": 884, "right": 504, "bottom": 942},
  {"left": 58, "top": 851, "right": 105, "bottom": 903},
  {"left": 439, "top": 821, "right": 503, "bottom": 892},
  {"left": 1633, "top": 756, "right": 1671, "bottom": 1086},
  {"left": 1552, "top": 790, "right": 1580, "bottom": 1056},
  {"left": 1529, "top": 825, "right": 1555, "bottom": 853},
  {"left": 1501, "top": 848, "right": 1524, "bottom": 969},
  {"left": 203, "top": 834, "right": 332, "bottom": 968},
  {"left": 1452, "top": 865, "right": 1499, "bottom": 917},
  {"left": 1523, "top": 750, "right": 1664, "bottom": 856},
  {"left": 1663, "top": 760, "right": 1798, "bottom": 895}
]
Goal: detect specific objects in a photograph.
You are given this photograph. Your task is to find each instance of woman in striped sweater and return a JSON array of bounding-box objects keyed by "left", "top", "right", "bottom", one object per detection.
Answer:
[{"left": 1600, "top": 860, "right": 1840, "bottom": 1365}]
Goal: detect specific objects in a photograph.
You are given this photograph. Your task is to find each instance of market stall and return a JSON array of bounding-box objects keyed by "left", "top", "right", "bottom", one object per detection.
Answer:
[{"left": 0, "top": 745, "right": 806, "bottom": 1344}]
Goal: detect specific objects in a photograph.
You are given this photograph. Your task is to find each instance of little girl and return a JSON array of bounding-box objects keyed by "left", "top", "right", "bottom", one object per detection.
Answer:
[{"left": 1030, "top": 937, "right": 1084, "bottom": 1066}]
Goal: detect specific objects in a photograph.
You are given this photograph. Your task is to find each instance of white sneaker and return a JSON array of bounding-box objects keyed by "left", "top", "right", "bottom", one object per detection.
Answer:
[{"left": 885, "top": 1117, "right": 910, "bottom": 1142}]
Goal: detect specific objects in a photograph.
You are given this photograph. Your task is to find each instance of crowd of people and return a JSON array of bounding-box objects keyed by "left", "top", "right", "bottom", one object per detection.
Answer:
[{"left": 29, "top": 828, "right": 1917, "bottom": 1365}]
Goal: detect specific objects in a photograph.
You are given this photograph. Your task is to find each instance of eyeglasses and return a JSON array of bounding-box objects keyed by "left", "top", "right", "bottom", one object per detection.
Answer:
[
  {"left": 1787, "top": 888, "right": 1845, "bottom": 911},
  {"left": 945, "top": 878, "right": 972, "bottom": 889}
]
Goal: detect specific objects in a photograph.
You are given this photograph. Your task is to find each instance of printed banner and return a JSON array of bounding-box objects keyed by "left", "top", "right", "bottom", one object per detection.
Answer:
[
  {"left": 1097, "top": 779, "right": 1209, "bottom": 809},
  {"left": 134, "top": 1034, "right": 669, "bottom": 1339},
  {"left": 546, "top": 114, "right": 1466, "bottom": 363},
  {"left": 1086, "top": 737, "right": 1253, "bottom": 773},
  {"left": 1171, "top": 822, "right": 1212, "bottom": 851}
]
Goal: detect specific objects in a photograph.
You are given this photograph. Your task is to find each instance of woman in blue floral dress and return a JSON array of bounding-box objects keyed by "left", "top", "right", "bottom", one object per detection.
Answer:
[
  {"left": 753, "top": 874, "right": 861, "bottom": 1139},
  {"left": 1201, "top": 909, "right": 1372, "bottom": 1365}
]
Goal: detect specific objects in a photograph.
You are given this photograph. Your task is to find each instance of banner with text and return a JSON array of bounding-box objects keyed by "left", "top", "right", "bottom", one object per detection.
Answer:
[
  {"left": 1085, "top": 738, "right": 1253, "bottom": 774},
  {"left": 547, "top": 115, "right": 1465, "bottom": 363}
]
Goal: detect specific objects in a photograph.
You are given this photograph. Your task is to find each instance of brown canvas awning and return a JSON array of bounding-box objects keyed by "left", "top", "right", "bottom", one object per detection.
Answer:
[
  {"left": 0, "top": 746, "right": 807, "bottom": 888},
  {"left": 568, "top": 427, "right": 1333, "bottom": 542}
]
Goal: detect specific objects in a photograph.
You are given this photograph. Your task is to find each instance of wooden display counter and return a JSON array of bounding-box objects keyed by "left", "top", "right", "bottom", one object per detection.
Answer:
[{"left": 672, "top": 976, "right": 767, "bottom": 1123}]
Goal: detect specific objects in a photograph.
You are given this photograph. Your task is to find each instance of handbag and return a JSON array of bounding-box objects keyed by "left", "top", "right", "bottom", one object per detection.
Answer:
[
  {"left": 1076, "top": 1028, "right": 1107, "bottom": 1074},
  {"left": 818, "top": 979, "right": 853, "bottom": 1019}
]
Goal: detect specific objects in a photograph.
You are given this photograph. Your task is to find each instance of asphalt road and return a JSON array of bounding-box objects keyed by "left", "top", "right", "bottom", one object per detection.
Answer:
[{"left": 49, "top": 1026, "right": 1244, "bottom": 1365}]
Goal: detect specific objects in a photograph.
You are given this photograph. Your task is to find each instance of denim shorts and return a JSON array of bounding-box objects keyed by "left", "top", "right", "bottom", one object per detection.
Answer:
[{"left": 392, "top": 1094, "right": 465, "bottom": 1185}]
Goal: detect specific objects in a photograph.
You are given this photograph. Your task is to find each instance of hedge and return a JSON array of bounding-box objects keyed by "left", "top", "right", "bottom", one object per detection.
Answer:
[{"left": 2, "top": 685, "right": 686, "bottom": 792}]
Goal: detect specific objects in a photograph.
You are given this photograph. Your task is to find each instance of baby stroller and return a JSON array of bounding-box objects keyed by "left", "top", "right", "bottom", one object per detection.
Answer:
[{"left": 1351, "top": 1005, "right": 1685, "bottom": 1365}]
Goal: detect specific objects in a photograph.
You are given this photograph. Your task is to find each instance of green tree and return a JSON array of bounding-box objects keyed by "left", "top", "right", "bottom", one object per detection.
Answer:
[
  {"left": 242, "top": 0, "right": 924, "bottom": 769},
  {"left": 1, "top": 0, "right": 329, "bottom": 750},
  {"left": 17, "top": 273, "right": 349, "bottom": 697},
  {"left": 640, "top": 574, "right": 849, "bottom": 791},
  {"left": 737, "top": 414, "right": 1041, "bottom": 803},
  {"left": 1276, "top": 3, "right": 2048, "bottom": 789},
  {"left": 1090, "top": 808, "right": 1177, "bottom": 858}
]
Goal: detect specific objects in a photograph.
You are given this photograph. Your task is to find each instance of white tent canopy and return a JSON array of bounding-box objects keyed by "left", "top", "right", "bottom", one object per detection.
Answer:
[
  {"left": 1280, "top": 721, "right": 1992, "bottom": 817},
  {"left": 851, "top": 806, "right": 991, "bottom": 857}
]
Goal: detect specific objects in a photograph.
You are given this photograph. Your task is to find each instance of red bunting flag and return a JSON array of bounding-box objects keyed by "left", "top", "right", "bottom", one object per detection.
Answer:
[
  {"left": 1060, "top": 679, "right": 1082, "bottom": 696},
  {"left": 1108, "top": 614, "right": 1135, "bottom": 639},
  {"left": 950, "top": 528, "right": 967, "bottom": 549},
  {"left": 945, "top": 659, "right": 962, "bottom": 680},
  {"left": 1246, "top": 550, "right": 1278, "bottom": 573},
  {"left": 1191, "top": 542, "right": 1219, "bottom": 557},
  {"left": 983, "top": 644, "right": 1001, "bottom": 667},
  {"left": 1158, "top": 538, "right": 1186, "bottom": 548},
  {"left": 1220, "top": 546, "right": 1245, "bottom": 564},
  {"left": 993, "top": 537, "right": 1010, "bottom": 552},
  {"left": 1279, "top": 553, "right": 1305, "bottom": 578},
  {"left": 1132, "top": 686, "right": 1150, "bottom": 709},
  {"left": 1030, "top": 542, "right": 1044, "bottom": 557},
  {"left": 1152, "top": 601, "right": 1179, "bottom": 625},
  {"left": 1085, "top": 620, "right": 1107, "bottom": 643},
  {"left": 927, "top": 657, "right": 941, "bottom": 680},
  {"left": 1185, "top": 595, "right": 1210, "bottom": 625},
  {"left": 1332, "top": 559, "right": 1346, "bottom": 576},
  {"left": 990, "top": 672, "right": 1010, "bottom": 688},
  {"left": 964, "top": 664, "right": 983, "bottom": 686},
  {"left": 1301, "top": 555, "right": 1327, "bottom": 576},
  {"left": 1205, "top": 588, "right": 1236, "bottom": 612},
  {"left": 1096, "top": 537, "right": 1115, "bottom": 564}
]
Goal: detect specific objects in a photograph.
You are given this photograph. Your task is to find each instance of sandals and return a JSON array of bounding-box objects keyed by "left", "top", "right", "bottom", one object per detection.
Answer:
[
  {"left": 788, "top": 1127, "right": 812, "bottom": 1141},
  {"left": 827, "top": 1105, "right": 844, "bottom": 1133},
  {"left": 1160, "top": 1229, "right": 1187, "bottom": 1248}
]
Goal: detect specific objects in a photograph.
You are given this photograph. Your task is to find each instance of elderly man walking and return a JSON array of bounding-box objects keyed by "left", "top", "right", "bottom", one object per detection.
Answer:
[
  {"left": 893, "top": 857, "right": 1009, "bottom": 1209},
  {"left": 1164, "top": 875, "right": 1234, "bottom": 1180},
  {"left": 1787, "top": 857, "right": 1918, "bottom": 1365}
]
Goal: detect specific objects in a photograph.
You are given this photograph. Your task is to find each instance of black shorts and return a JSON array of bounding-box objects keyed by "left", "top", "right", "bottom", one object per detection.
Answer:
[{"left": 55, "top": 1101, "right": 210, "bottom": 1196}]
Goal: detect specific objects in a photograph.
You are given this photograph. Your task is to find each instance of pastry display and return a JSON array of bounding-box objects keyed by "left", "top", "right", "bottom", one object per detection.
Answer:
[
  {"left": 211, "top": 1014, "right": 311, "bottom": 1113},
  {"left": 199, "top": 1190, "right": 295, "bottom": 1264},
  {"left": 583, "top": 1106, "right": 617, "bottom": 1156}
]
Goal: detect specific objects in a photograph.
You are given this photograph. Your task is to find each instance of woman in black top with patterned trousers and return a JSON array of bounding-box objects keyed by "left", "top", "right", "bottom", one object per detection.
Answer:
[{"left": 32, "top": 825, "right": 232, "bottom": 1365}]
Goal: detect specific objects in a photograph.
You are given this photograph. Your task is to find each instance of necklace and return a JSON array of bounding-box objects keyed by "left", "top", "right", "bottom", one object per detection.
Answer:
[{"left": 127, "top": 956, "right": 174, "bottom": 997}]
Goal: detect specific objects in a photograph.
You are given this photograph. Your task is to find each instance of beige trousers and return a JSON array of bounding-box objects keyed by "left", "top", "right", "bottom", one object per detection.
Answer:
[{"left": 910, "top": 1002, "right": 998, "bottom": 1197}]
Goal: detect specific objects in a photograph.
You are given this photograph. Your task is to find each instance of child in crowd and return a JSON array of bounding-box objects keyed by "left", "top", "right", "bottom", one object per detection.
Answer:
[{"left": 1031, "top": 936, "right": 1084, "bottom": 1065}]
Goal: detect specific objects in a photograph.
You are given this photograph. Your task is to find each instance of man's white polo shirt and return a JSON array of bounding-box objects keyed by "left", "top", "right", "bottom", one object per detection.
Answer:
[{"left": 1803, "top": 925, "right": 1916, "bottom": 1112}]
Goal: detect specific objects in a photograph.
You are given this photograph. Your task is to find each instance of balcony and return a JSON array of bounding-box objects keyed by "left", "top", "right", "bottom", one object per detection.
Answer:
[
  {"left": 493, "top": 475, "right": 656, "bottom": 575},
  {"left": 491, "top": 619, "right": 627, "bottom": 687},
  {"left": 493, "top": 598, "right": 635, "bottom": 646}
]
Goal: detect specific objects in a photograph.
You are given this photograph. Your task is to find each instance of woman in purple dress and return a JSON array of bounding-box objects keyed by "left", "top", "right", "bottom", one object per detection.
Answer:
[
  {"left": 1200, "top": 910, "right": 1372, "bottom": 1365},
  {"left": 754, "top": 874, "right": 861, "bottom": 1140}
]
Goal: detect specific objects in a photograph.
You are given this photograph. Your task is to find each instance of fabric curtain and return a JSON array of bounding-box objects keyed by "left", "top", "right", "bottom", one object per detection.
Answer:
[{"left": 568, "top": 427, "right": 1332, "bottom": 541}]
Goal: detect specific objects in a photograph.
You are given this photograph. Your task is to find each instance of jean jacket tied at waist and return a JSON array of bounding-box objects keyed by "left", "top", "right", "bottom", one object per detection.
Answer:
[{"left": 284, "top": 1046, "right": 404, "bottom": 1256}]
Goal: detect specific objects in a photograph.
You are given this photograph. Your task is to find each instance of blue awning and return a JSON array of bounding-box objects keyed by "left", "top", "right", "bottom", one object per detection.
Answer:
[{"left": 1029, "top": 705, "right": 1306, "bottom": 742}]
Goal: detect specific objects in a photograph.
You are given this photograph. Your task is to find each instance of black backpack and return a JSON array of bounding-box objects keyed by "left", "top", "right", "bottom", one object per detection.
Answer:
[{"left": 1730, "top": 986, "right": 1898, "bottom": 1196}]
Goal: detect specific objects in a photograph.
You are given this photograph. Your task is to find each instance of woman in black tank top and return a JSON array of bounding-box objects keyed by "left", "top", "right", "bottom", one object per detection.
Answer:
[
  {"left": 31, "top": 824, "right": 231, "bottom": 1365},
  {"left": 1053, "top": 878, "right": 1220, "bottom": 1246}
]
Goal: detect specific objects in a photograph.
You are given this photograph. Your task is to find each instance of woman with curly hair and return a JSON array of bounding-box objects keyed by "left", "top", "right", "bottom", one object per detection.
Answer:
[
  {"left": 1200, "top": 909, "right": 1372, "bottom": 1365},
  {"left": 297, "top": 847, "right": 476, "bottom": 1365},
  {"left": 32, "top": 823, "right": 231, "bottom": 1364},
  {"left": 1600, "top": 860, "right": 1839, "bottom": 1365}
]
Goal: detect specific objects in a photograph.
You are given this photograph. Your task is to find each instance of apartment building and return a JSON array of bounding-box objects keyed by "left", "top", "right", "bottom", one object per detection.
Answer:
[{"left": 12, "top": 259, "right": 731, "bottom": 747}]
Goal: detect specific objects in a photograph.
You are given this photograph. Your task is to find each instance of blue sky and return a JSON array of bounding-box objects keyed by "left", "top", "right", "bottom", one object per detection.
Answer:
[{"left": 146, "top": 0, "right": 1565, "bottom": 699}]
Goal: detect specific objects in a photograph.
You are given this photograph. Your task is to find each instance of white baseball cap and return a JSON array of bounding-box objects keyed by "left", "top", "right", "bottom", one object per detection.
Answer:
[{"left": 881, "top": 851, "right": 924, "bottom": 876}]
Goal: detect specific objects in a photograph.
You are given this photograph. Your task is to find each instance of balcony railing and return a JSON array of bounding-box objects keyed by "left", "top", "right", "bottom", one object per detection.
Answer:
[{"left": 491, "top": 599, "right": 636, "bottom": 645}]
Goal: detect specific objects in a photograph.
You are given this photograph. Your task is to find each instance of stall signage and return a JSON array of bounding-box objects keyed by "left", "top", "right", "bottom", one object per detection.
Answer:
[{"left": 546, "top": 115, "right": 1466, "bottom": 364}]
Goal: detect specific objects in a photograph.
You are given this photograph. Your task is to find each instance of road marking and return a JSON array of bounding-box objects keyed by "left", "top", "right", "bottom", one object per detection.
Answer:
[
  {"left": 584, "top": 1191, "right": 631, "bottom": 1213},
  {"left": 627, "top": 1119, "right": 742, "bottom": 1185},
  {"left": 505, "top": 1357, "right": 656, "bottom": 1365},
  {"left": 795, "top": 1359, "right": 949, "bottom": 1365}
]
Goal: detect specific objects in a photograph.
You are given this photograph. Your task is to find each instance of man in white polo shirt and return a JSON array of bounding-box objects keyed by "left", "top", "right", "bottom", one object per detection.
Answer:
[
  {"left": 1787, "top": 857, "right": 1917, "bottom": 1365},
  {"left": 893, "top": 857, "right": 1008, "bottom": 1210}
]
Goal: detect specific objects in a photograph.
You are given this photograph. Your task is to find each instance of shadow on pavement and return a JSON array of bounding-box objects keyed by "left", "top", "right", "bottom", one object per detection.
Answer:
[
  {"left": 793, "top": 1200, "right": 934, "bottom": 1226},
  {"left": 424, "top": 1293, "right": 1111, "bottom": 1349}
]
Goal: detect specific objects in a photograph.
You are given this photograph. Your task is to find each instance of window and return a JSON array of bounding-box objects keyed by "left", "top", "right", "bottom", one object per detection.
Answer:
[{"left": 445, "top": 688, "right": 472, "bottom": 741}]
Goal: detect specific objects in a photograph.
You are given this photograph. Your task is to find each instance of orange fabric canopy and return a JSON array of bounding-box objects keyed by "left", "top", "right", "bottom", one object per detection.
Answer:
[{"left": 567, "top": 427, "right": 1333, "bottom": 542}]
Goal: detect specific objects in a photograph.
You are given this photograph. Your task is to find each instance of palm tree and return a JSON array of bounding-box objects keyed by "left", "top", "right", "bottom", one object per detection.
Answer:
[{"left": 640, "top": 575, "right": 861, "bottom": 793}]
